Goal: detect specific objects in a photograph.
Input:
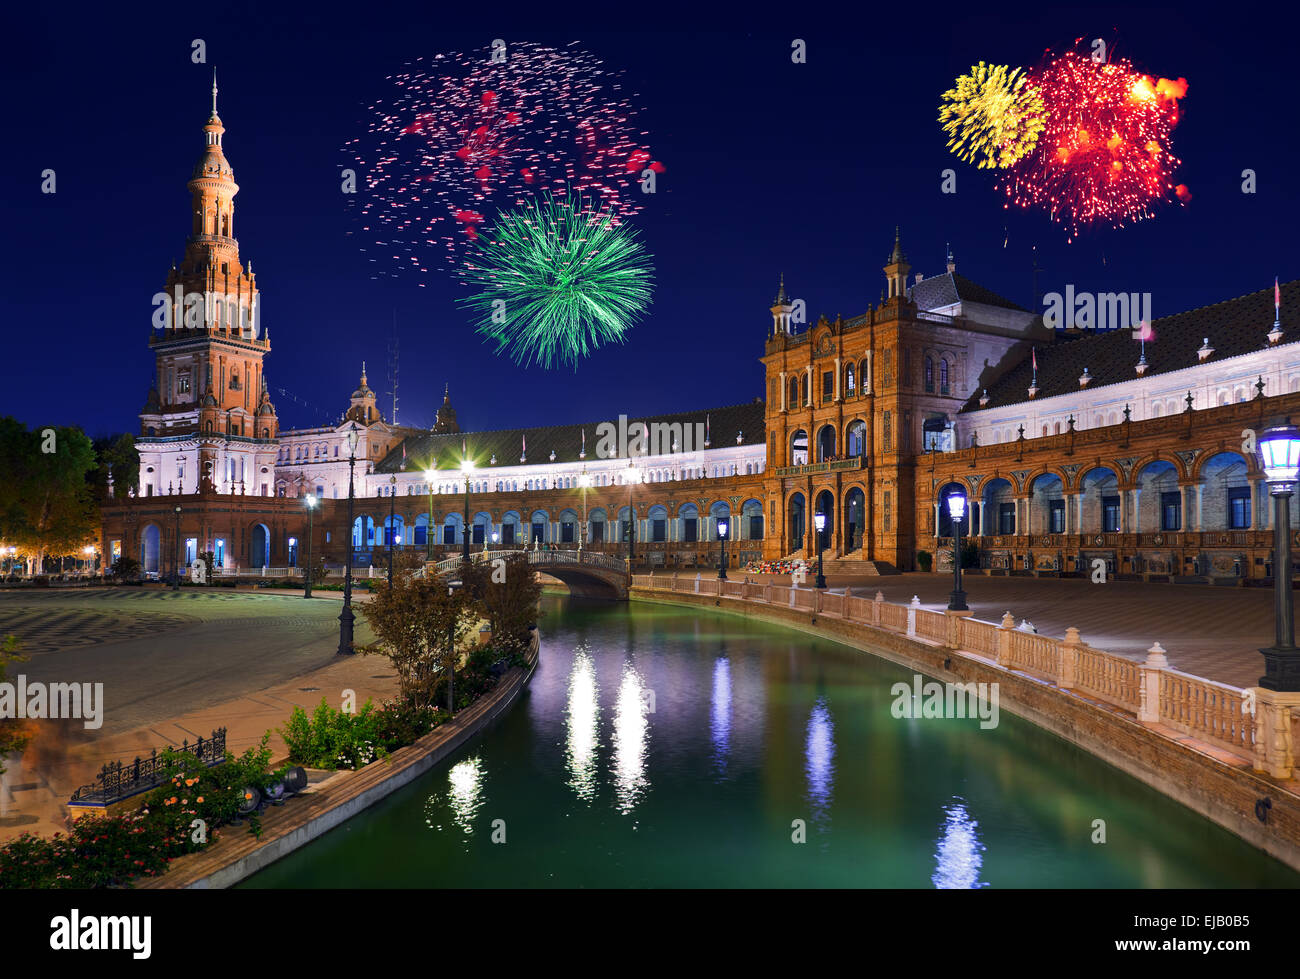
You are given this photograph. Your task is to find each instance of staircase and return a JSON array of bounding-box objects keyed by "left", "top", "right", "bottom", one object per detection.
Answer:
[{"left": 779, "top": 549, "right": 898, "bottom": 576}]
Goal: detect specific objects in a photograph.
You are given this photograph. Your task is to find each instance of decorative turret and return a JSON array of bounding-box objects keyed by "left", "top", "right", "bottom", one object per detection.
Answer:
[
  {"left": 345, "top": 362, "right": 380, "bottom": 425},
  {"left": 770, "top": 273, "right": 795, "bottom": 336},
  {"left": 883, "top": 227, "right": 911, "bottom": 302},
  {"left": 432, "top": 383, "right": 461, "bottom": 434}
]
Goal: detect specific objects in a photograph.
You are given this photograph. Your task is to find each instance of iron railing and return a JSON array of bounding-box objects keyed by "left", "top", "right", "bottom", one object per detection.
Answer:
[{"left": 68, "top": 728, "right": 227, "bottom": 806}]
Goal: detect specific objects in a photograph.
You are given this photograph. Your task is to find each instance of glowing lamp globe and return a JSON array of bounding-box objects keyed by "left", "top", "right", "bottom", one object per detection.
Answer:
[
  {"left": 1259, "top": 426, "right": 1300, "bottom": 486},
  {"left": 461, "top": 459, "right": 474, "bottom": 474},
  {"left": 345, "top": 423, "right": 361, "bottom": 456},
  {"left": 717, "top": 519, "right": 729, "bottom": 540},
  {"left": 947, "top": 492, "right": 967, "bottom": 522},
  {"left": 424, "top": 468, "right": 436, "bottom": 483},
  {"left": 813, "top": 512, "right": 827, "bottom": 533}
]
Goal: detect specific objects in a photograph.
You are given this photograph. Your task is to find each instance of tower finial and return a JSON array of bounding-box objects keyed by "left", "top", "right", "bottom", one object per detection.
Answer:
[{"left": 211, "top": 69, "right": 218, "bottom": 117}]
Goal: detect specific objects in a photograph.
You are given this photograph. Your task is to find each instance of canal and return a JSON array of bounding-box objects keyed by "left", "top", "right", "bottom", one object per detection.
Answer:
[{"left": 241, "top": 594, "right": 1300, "bottom": 888}]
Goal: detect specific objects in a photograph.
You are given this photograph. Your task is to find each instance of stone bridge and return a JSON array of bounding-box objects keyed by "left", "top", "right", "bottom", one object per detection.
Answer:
[{"left": 429, "top": 549, "right": 630, "bottom": 600}]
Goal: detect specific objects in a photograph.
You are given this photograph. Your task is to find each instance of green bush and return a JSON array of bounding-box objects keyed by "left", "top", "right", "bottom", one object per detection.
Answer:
[
  {"left": 280, "top": 698, "right": 457, "bottom": 769},
  {"left": 916, "top": 550, "right": 933, "bottom": 573}
]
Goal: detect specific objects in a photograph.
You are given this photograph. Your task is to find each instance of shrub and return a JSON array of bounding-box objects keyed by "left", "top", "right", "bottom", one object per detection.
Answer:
[
  {"left": 279, "top": 698, "right": 387, "bottom": 770},
  {"left": 916, "top": 550, "right": 933, "bottom": 573}
]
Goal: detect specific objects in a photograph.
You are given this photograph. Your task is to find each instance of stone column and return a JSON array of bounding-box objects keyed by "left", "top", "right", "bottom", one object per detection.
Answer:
[
  {"left": 906, "top": 595, "right": 920, "bottom": 637},
  {"left": 996, "top": 612, "right": 1016, "bottom": 667},
  {"left": 872, "top": 590, "right": 883, "bottom": 626},
  {"left": 833, "top": 357, "right": 841, "bottom": 401},
  {"left": 1132, "top": 488, "right": 1142, "bottom": 534},
  {"left": 779, "top": 370, "right": 787, "bottom": 412},
  {"left": 933, "top": 503, "right": 940, "bottom": 540},
  {"left": 1253, "top": 688, "right": 1300, "bottom": 778},
  {"left": 1059, "top": 626, "right": 1081, "bottom": 690},
  {"left": 1137, "top": 642, "right": 1167, "bottom": 724}
]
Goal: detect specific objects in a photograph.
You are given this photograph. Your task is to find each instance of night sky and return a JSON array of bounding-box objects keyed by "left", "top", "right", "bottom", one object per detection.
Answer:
[{"left": 3, "top": 3, "right": 1295, "bottom": 439}]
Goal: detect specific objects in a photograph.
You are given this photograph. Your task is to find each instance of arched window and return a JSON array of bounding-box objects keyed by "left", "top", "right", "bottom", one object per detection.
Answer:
[
  {"left": 799, "top": 374, "right": 808, "bottom": 405},
  {"left": 925, "top": 357, "right": 934, "bottom": 393},
  {"left": 859, "top": 358, "right": 869, "bottom": 393},
  {"left": 939, "top": 359, "right": 949, "bottom": 395},
  {"left": 845, "top": 364, "right": 855, "bottom": 395},
  {"left": 789, "top": 377, "right": 799, "bottom": 406}
]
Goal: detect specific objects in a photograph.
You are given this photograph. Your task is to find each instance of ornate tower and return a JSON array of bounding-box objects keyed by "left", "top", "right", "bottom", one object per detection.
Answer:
[
  {"left": 883, "top": 226, "right": 911, "bottom": 303},
  {"left": 136, "top": 75, "right": 279, "bottom": 498},
  {"left": 432, "top": 384, "right": 461, "bottom": 434}
]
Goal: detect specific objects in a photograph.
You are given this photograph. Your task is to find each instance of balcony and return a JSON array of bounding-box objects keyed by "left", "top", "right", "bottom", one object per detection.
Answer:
[{"left": 774, "top": 457, "right": 866, "bottom": 478}]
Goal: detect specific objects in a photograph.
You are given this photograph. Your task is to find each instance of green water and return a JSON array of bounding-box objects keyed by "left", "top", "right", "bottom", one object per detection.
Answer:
[{"left": 241, "top": 595, "right": 1299, "bottom": 888}]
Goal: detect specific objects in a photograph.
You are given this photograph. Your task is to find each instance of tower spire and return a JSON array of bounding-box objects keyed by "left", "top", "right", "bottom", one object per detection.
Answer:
[{"left": 211, "top": 69, "right": 218, "bottom": 118}]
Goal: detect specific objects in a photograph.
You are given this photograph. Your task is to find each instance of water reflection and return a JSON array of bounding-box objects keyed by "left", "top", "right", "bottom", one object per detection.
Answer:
[
  {"left": 424, "top": 755, "right": 486, "bottom": 839},
  {"left": 710, "top": 656, "right": 732, "bottom": 776},
  {"left": 932, "top": 799, "right": 988, "bottom": 889},
  {"left": 804, "top": 695, "right": 835, "bottom": 829},
  {"left": 564, "top": 648, "right": 600, "bottom": 803},
  {"left": 612, "top": 662, "right": 650, "bottom": 814}
]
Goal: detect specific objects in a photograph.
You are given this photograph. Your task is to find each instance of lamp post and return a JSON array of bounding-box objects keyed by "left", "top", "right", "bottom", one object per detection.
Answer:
[
  {"left": 625, "top": 463, "right": 641, "bottom": 564},
  {"left": 339, "top": 422, "right": 361, "bottom": 656},
  {"left": 717, "top": 517, "right": 729, "bottom": 580},
  {"left": 1259, "top": 425, "right": 1300, "bottom": 689},
  {"left": 172, "top": 505, "right": 182, "bottom": 591},
  {"left": 83, "top": 545, "right": 94, "bottom": 578},
  {"left": 813, "top": 511, "right": 827, "bottom": 589},
  {"left": 947, "top": 490, "right": 969, "bottom": 612},
  {"left": 424, "top": 468, "right": 436, "bottom": 561},
  {"left": 304, "top": 495, "right": 316, "bottom": 599},
  {"left": 578, "top": 470, "right": 590, "bottom": 556},
  {"left": 446, "top": 578, "right": 463, "bottom": 713},
  {"left": 460, "top": 458, "right": 473, "bottom": 564},
  {"left": 387, "top": 475, "right": 397, "bottom": 587}
]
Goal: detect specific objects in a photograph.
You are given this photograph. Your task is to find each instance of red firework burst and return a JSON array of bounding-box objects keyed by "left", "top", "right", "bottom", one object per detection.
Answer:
[{"left": 999, "top": 50, "right": 1187, "bottom": 239}]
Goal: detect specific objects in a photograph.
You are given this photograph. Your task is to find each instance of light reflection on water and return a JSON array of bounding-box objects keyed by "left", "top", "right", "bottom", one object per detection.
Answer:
[
  {"left": 710, "top": 655, "right": 731, "bottom": 777},
  {"left": 932, "top": 799, "right": 988, "bottom": 889},
  {"left": 564, "top": 647, "right": 600, "bottom": 803},
  {"left": 612, "top": 662, "right": 650, "bottom": 814},
  {"left": 424, "top": 755, "right": 486, "bottom": 841},
  {"left": 804, "top": 695, "right": 836, "bottom": 832}
]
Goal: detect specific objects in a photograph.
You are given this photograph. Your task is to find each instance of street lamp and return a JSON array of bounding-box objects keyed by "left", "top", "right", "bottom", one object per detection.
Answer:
[
  {"left": 83, "top": 545, "right": 94, "bottom": 577},
  {"left": 339, "top": 421, "right": 361, "bottom": 656},
  {"left": 717, "top": 517, "right": 729, "bottom": 580},
  {"left": 947, "top": 490, "right": 969, "bottom": 611},
  {"left": 387, "top": 475, "right": 397, "bottom": 588},
  {"left": 460, "top": 458, "right": 473, "bottom": 564},
  {"left": 304, "top": 495, "right": 317, "bottom": 599},
  {"left": 446, "top": 578, "right": 463, "bottom": 713},
  {"left": 1259, "top": 424, "right": 1300, "bottom": 689},
  {"left": 172, "top": 505, "right": 182, "bottom": 591},
  {"left": 490, "top": 531, "right": 499, "bottom": 553},
  {"left": 578, "top": 471, "right": 591, "bottom": 555},
  {"left": 625, "top": 463, "right": 641, "bottom": 564},
  {"left": 424, "top": 468, "right": 436, "bottom": 561},
  {"left": 813, "top": 511, "right": 827, "bottom": 589}
]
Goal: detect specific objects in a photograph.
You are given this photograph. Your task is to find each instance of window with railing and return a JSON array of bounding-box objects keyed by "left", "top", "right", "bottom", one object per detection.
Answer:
[
  {"left": 1160, "top": 492, "right": 1182, "bottom": 532},
  {"left": 999, "top": 503, "right": 1016, "bottom": 534}
]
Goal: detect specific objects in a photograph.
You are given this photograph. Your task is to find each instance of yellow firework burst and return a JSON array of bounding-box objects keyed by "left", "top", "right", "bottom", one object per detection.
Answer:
[{"left": 939, "top": 63, "right": 1046, "bottom": 169}]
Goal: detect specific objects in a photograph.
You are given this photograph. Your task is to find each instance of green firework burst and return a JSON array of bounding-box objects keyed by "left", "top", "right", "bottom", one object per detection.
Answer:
[{"left": 458, "top": 193, "right": 654, "bottom": 369}]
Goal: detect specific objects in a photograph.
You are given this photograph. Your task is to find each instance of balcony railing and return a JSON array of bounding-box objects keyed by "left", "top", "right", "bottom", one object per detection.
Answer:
[{"left": 774, "top": 457, "right": 866, "bottom": 478}]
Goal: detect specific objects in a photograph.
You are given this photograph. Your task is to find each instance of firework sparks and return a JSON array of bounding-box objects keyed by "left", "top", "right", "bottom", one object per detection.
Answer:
[
  {"left": 344, "top": 42, "right": 664, "bottom": 279},
  {"left": 939, "top": 62, "right": 1046, "bottom": 169},
  {"left": 458, "top": 193, "right": 654, "bottom": 369},
  {"left": 998, "top": 50, "right": 1188, "bottom": 239}
]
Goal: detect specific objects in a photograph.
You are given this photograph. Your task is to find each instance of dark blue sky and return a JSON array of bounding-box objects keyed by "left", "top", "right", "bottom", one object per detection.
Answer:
[{"left": 3, "top": 2, "right": 1294, "bottom": 438}]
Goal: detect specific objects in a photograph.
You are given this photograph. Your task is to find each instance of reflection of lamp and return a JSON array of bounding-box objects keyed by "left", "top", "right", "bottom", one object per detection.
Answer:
[
  {"left": 1259, "top": 425, "right": 1300, "bottom": 689},
  {"left": 813, "top": 511, "right": 827, "bottom": 589},
  {"left": 717, "top": 518, "right": 729, "bottom": 580},
  {"left": 947, "top": 490, "right": 968, "bottom": 611}
]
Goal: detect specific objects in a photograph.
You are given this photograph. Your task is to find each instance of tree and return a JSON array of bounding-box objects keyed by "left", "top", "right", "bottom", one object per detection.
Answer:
[
  {"left": 110, "top": 555, "right": 141, "bottom": 580},
  {"left": 459, "top": 553, "right": 542, "bottom": 652},
  {"left": 91, "top": 433, "right": 139, "bottom": 502},
  {"left": 358, "top": 572, "right": 480, "bottom": 708},
  {"left": 0, "top": 420, "right": 98, "bottom": 573}
]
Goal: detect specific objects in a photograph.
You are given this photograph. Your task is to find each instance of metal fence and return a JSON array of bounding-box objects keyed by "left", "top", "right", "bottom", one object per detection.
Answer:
[{"left": 68, "top": 728, "right": 227, "bottom": 806}]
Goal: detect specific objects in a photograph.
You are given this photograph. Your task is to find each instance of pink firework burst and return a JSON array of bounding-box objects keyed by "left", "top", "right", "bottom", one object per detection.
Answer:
[{"left": 344, "top": 42, "right": 665, "bottom": 280}]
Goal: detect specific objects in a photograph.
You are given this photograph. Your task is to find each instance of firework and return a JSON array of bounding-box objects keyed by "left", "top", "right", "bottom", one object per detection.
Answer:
[
  {"left": 939, "top": 63, "right": 1046, "bottom": 169},
  {"left": 999, "top": 50, "right": 1187, "bottom": 239},
  {"left": 458, "top": 193, "right": 654, "bottom": 369},
  {"left": 344, "top": 42, "right": 663, "bottom": 280}
]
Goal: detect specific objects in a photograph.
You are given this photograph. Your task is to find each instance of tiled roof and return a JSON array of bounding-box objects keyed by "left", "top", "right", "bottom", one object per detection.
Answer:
[
  {"left": 375, "top": 400, "right": 767, "bottom": 473},
  {"left": 910, "top": 272, "right": 1029, "bottom": 313},
  {"left": 965, "top": 280, "right": 1297, "bottom": 412}
]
